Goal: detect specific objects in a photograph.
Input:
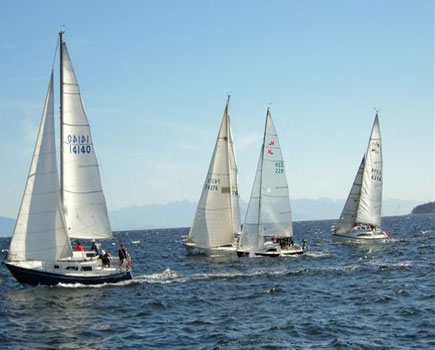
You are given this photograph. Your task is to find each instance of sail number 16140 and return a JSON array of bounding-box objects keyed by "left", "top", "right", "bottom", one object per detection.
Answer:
[{"left": 67, "top": 134, "right": 92, "bottom": 154}]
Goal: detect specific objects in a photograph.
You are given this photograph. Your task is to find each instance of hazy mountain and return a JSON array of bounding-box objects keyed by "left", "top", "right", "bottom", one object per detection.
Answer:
[
  {"left": 109, "top": 198, "right": 420, "bottom": 231},
  {"left": 109, "top": 200, "right": 198, "bottom": 231},
  {"left": 291, "top": 197, "right": 420, "bottom": 221},
  {"left": 0, "top": 198, "right": 423, "bottom": 235},
  {"left": 0, "top": 216, "right": 15, "bottom": 237}
]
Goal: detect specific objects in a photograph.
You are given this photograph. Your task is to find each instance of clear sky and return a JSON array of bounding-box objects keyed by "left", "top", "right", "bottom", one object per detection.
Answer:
[{"left": 0, "top": 0, "right": 433, "bottom": 218}]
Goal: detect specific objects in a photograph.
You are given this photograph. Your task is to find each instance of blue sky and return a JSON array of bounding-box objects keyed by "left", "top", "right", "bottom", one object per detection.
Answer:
[{"left": 0, "top": 0, "right": 433, "bottom": 217}]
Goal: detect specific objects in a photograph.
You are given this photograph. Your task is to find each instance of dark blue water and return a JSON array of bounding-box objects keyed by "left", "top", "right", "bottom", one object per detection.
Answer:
[{"left": 0, "top": 214, "right": 434, "bottom": 349}]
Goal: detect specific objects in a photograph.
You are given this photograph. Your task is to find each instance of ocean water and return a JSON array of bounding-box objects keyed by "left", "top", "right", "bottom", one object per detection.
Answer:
[{"left": 0, "top": 214, "right": 433, "bottom": 350}]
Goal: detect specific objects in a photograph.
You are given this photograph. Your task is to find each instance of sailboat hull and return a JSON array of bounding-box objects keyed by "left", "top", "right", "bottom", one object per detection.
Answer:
[
  {"left": 5, "top": 262, "right": 132, "bottom": 286},
  {"left": 183, "top": 241, "right": 236, "bottom": 256},
  {"left": 236, "top": 245, "right": 304, "bottom": 257},
  {"left": 236, "top": 250, "right": 280, "bottom": 257},
  {"left": 332, "top": 228, "right": 389, "bottom": 243}
]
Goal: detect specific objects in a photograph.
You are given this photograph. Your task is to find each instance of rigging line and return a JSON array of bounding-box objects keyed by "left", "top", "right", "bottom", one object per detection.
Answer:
[{"left": 51, "top": 38, "right": 59, "bottom": 72}]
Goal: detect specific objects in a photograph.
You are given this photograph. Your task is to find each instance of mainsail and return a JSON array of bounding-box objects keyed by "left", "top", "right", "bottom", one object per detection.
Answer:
[
  {"left": 240, "top": 109, "right": 293, "bottom": 251},
  {"left": 8, "top": 74, "right": 73, "bottom": 261},
  {"left": 61, "top": 43, "right": 113, "bottom": 240},
  {"left": 355, "top": 115, "right": 382, "bottom": 227},
  {"left": 188, "top": 96, "right": 240, "bottom": 248}
]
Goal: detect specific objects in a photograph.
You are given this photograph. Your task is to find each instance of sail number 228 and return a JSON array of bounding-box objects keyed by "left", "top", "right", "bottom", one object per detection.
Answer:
[{"left": 275, "top": 161, "right": 284, "bottom": 174}]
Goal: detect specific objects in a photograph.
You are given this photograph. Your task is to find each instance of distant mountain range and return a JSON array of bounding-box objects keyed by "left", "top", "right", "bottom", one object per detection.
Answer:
[
  {"left": 0, "top": 216, "right": 15, "bottom": 237},
  {"left": 108, "top": 197, "right": 420, "bottom": 231},
  {"left": 0, "top": 198, "right": 424, "bottom": 236}
]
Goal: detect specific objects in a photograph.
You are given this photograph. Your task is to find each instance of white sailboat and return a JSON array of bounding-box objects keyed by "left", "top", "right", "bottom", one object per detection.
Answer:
[
  {"left": 184, "top": 96, "right": 241, "bottom": 255},
  {"left": 332, "top": 113, "right": 389, "bottom": 242},
  {"left": 5, "top": 32, "right": 132, "bottom": 285},
  {"left": 237, "top": 108, "right": 304, "bottom": 257}
]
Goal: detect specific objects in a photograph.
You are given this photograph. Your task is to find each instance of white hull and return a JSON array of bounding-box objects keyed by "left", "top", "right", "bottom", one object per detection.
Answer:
[
  {"left": 332, "top": 227, "right": 389, "bottom": 243},
  {"left": 5, "top": 251, "right": 132, "bottom": 285},
  {"left": 237, "top": 243, "right": 304, "bottom": 257},
  {"left": 183, "top": 241, "right": 236, "bottom": 256},
  {"left": 280, "top": 246, "right": 304, "bottom": 255}
]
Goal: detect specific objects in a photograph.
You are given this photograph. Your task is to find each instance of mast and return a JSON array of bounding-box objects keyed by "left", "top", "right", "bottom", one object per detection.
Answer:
[
  {"left": 59, "top": 30, "right": 64, "bottom": 202},
  {"left": 225, "top": 94, "right": 234, "bottom": 234},
  {"left": 257, "top": 108, "right": 269, "bottom": 243}
]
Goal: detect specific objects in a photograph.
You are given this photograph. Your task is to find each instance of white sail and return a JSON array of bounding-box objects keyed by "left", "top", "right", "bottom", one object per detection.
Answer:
[
  {"left": 228, "top": 112, "right": 241, "bottom": 234},
  {"left": 61, "top": 43, "right": 113, "bottom": 240},
  {"left": 188, "top": 97, "right": 239, "bottom": 248},
  {"left": 335, "top": 156, "right": 364, "bottom": 234},
  {"left": 8, "top": 74, "right": 73, "bottom": 261},
  {"left": 260, "top": 110, "right": 293, "bottom": 239},
  {"left": 239, "top": 148, "right": 263, "bottom": 252},
  {"left": 356, "top": 115, "right": 382, "bottom": 227},
  {"left": 240, "top": 109, "right": 293, "bottom": 251}
]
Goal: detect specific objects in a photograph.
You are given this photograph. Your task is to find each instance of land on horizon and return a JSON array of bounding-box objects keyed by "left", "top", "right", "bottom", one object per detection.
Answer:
[{"left": 0, "top": 197, "right": 427, "bottom": 236}]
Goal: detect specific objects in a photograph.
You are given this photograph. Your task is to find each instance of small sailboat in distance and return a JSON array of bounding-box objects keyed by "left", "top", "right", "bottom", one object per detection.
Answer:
[
  {"left": 332, "top": 112, "right": 389, "bottom": 242},
  {"left": 5, "top": 32, "right": 132, "bottom": 285},
  {"left": 237, "top": 108, "right": 304, "bottom": 257},
  {"left": 184, "top": 95, "right": 241, "bottom": 255}
]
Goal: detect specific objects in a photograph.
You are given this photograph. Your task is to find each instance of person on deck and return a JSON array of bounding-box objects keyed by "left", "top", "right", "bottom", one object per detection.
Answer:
[
  {"left": 118, "top": 244, "right": 128, "bottom": 266},
  {"left": 100, "top": 250, "right": 111, "bottom": 267},
  {"left": 75, "top": 241, "right": 84, "bottom": 252},
  {"left": 90, "top": 239, "right": 98, "bottom": 252}
]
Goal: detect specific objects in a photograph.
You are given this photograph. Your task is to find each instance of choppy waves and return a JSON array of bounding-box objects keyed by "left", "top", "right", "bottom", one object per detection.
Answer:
[{"left": 0, "top": 214, "right": 434, "bottom": 350}]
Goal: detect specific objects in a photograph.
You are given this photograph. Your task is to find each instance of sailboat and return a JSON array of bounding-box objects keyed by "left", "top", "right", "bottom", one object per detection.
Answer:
[
  {"left": 184, "top": 96, "right": 241, "bottom": 255},
  {"left": 237, "top": 108, "right": 304, "bottom": 257},
  {"left": 4, "top": 32, "right": 133, "bottom": 285},
  {"left": 332, "top": 113, "right": 389, "bottom": 242}
]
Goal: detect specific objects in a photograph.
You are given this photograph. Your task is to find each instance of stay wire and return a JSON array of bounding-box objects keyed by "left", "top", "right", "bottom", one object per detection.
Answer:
[{"left": 51, "top": 37, "right": 59, "bottom": 72}]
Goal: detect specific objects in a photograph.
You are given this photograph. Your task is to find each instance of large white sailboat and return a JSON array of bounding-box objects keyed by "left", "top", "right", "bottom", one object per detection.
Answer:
[
  {"left": 5, "top": 32, "right": 132, "bottom": 285},
  {"left": 332, "top": 113, "right": 389, "bottom": 242},
  {"left": 184, "top": 96, "right": 241, "bottom": 255},
  {"left": 237, "top": 108, "right": 304, "bottom": 257}
]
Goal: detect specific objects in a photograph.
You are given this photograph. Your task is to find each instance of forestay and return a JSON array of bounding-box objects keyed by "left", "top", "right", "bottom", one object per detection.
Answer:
[
  {"left": 9, "top": 74, "right": 73, "bottom": 261},
  {"left": 62, "top": 43, "right": 113, "bottom": 240},
  {"left": 188, "top": 97, "right": 240, "bottom": 248},
  {"left": 355, "top": 115, "right": 382, "bottom": 227}
]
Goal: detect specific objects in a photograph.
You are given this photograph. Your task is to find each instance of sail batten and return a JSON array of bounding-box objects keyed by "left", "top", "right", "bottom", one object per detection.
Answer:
[{"left": 61, "top": 43, "right": 113, "bottom": 240}]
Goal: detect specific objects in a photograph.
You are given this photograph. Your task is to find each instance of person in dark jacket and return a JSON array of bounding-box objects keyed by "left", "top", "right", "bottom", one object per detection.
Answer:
[
  {"left": 90, "top": 240, "right": 98, "bottom": 252},
  {"left": 101, "top": 250, "right": 111, "bottom": 267},
  {"left": 118, "top": 243, "right": 128, "bottom": 265}
]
